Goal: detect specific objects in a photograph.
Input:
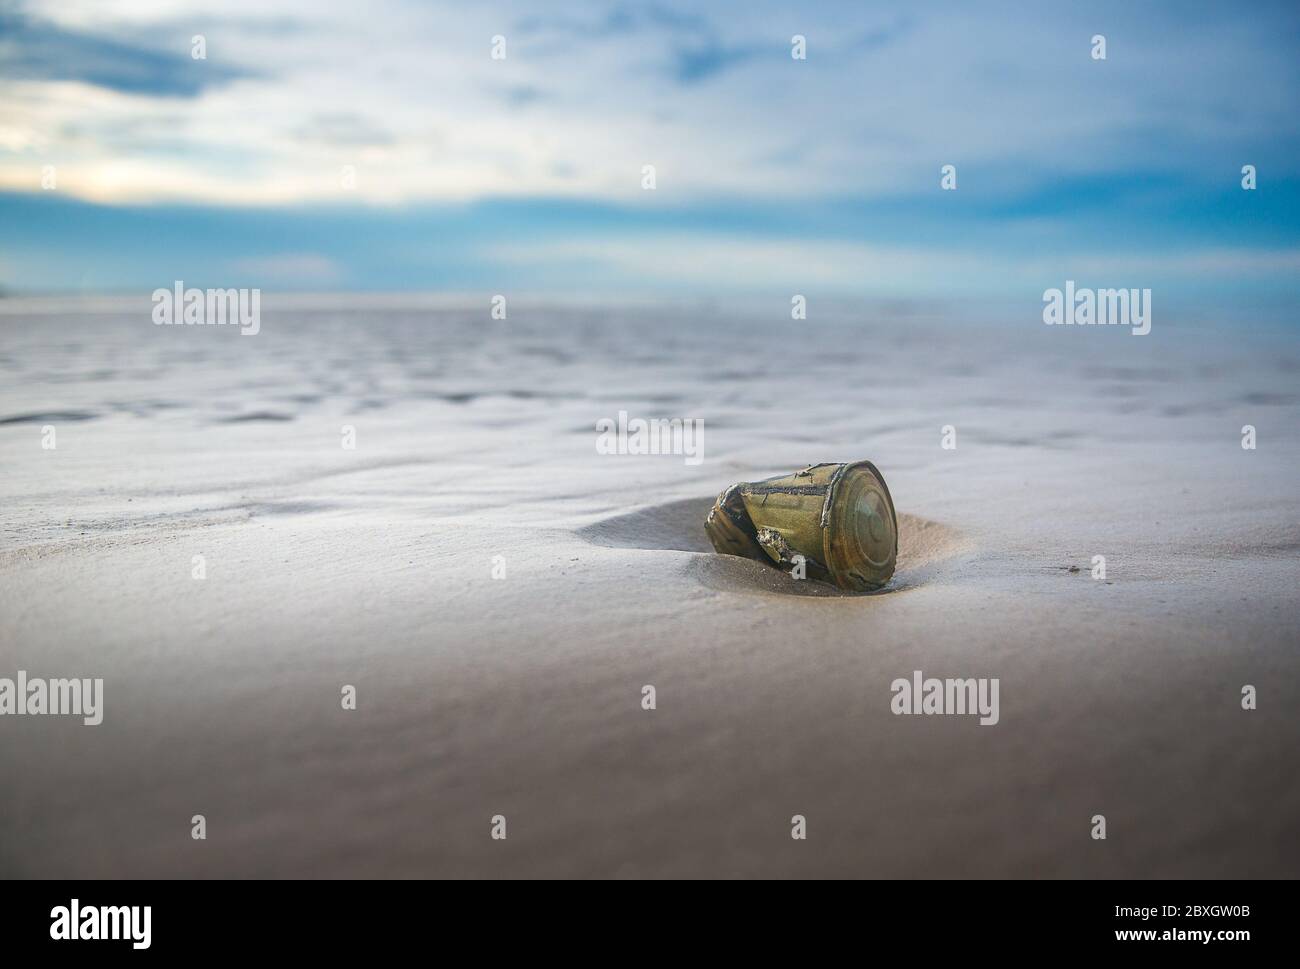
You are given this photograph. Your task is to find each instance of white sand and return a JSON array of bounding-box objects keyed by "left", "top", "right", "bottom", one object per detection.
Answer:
[{"left": 1, "top": 298, "right": 1297, "bottom": 877}]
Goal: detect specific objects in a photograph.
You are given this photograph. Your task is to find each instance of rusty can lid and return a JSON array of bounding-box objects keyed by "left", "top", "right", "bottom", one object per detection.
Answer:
[{"left": 821, "top": 461, "right": 898, "bottom": 591}]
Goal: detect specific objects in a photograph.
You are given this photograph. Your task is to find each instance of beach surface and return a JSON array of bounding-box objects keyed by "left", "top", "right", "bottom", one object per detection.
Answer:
[{"left": 1, "top": 297, "right": 1297, "bottom": 878}]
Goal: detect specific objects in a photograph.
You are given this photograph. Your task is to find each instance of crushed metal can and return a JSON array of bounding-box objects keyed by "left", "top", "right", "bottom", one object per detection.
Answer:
[{"left": 704, "top": 461, "right": 898, "bottom": 591}]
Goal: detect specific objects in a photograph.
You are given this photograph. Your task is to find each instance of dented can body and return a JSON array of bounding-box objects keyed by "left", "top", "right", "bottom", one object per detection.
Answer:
[{"left": 704, "top": 461, "right": 898, "bottom": 591}]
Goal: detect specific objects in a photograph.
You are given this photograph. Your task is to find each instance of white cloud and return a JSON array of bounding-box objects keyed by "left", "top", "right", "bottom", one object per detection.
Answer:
[
  {"left": 491, "top": 234, "right": 1300, "bottom": 292},
  {"left": 1, "top": 0, "right": 1297, "bottom": 205},
  {"left": 228, "top": 252, "right": 341, "bottom": 283}
]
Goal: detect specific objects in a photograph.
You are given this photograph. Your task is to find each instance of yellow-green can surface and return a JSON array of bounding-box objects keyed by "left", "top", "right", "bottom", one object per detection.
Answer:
[{"left": 704, "top": 461, "right": 898, "bottom": 591}]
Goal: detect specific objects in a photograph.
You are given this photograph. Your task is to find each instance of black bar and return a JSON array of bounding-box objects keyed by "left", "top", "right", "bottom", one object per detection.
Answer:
[{"left": 1, "top": 879, "right": 1288, "bottom": 956}]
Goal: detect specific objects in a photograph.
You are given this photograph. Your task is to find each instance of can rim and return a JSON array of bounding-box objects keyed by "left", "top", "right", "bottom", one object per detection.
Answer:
[{"left": 820, "top": 460, "right": 898, "bottom": 590}]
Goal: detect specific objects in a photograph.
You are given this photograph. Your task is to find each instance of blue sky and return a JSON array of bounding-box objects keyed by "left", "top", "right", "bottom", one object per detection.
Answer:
[{"left": 1, "top": 0, "right": 1297, "bottom": 312}]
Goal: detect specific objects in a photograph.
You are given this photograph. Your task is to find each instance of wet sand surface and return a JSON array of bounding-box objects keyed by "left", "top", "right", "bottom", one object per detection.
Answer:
[{"left": 1, "top": 299, "right": 1297, "bottom": 877}]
